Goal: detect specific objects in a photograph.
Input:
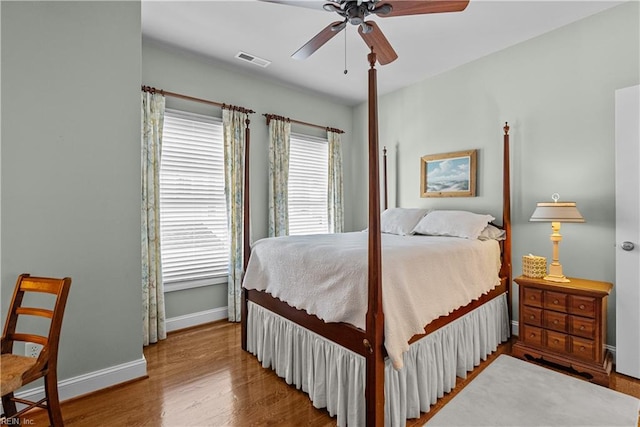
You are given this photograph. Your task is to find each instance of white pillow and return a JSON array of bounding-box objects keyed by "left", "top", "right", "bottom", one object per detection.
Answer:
[
  {"left": 412, "top": 210, "right": 495, "bottom": 239},
  {"left": 379, "top": 208, "right": 430, "bottom": 236},
  {"left": 478, "top": 224, "right": 507, "bottom": 241}
]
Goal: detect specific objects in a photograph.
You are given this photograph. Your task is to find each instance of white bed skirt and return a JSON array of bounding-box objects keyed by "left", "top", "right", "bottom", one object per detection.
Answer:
[{"left": 246, "top": 293, "right": 510, "bottom": 426}]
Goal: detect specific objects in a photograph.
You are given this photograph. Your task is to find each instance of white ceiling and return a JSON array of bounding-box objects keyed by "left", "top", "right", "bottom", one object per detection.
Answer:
[{"left": 142, "top": 0, "right": 623, "bottom": 106}]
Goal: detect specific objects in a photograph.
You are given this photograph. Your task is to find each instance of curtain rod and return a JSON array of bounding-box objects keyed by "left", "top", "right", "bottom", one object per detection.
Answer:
[
  {"left": 141, "top": 85, "right": 255, "bottom": 114},
  {"left": 264, "top": 113, "right": 344, "bottom": 134}
]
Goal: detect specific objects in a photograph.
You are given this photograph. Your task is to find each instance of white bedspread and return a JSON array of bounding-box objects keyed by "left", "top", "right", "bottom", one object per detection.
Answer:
[{"left": 242, "top": 232, "right": 501, "bottom": 369}]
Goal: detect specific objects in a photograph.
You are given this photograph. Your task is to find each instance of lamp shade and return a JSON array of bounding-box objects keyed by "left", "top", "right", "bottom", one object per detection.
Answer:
[{"left": 529, "top": 201, "right": 585, "bottom": 223}]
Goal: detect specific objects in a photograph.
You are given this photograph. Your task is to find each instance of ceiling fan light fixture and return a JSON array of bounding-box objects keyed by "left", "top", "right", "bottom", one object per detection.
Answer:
[
  {"left": 360, "top": 22, "right": 373, "bottom": 34},
  {"left": 323, "top": 3, "right": 341, "bottom": 13},
  {"left": 373, "top": 3, "right": 392, "bottom": 15},
  {"left": 331, "top": 21, "right": 347, "bottom": 31},
  {"left": 346, "top": 3, "right": 368, "bottom": 25}
]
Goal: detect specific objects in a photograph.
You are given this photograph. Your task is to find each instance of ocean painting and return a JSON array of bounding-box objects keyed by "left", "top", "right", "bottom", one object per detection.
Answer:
[
  {"left": 420, "top": 150, "right": 476, "bottom": 197},
  {"left": 426, "top": 156, "right": 470, "bottom": 192}
]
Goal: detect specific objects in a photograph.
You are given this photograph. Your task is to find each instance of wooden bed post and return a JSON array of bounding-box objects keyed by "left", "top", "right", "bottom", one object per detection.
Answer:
[
  {"left": 365, "top": 48, "right": 385, "bottom": 427},
  {"left": 502, "top": 122, "right": 512, "bottom": 321},
  {"left": 241, "top": 115, "right": 251, "bottom": 350}
]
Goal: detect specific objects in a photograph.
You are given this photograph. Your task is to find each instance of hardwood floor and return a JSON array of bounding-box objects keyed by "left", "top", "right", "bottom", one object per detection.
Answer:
[{"left": 21, "top": 321, "right": 640, "bottom": 426}]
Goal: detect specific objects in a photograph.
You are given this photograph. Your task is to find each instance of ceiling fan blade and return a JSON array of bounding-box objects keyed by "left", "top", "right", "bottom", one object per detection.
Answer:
[
  {"left": 375, "top": 0, "right": 469, "bottom": 17},
  {"left": 358, "top": 21, "right": 398, "bottom": 65},
  {"left": 292, "top": 21, "right": 346, "bottom": 60}
]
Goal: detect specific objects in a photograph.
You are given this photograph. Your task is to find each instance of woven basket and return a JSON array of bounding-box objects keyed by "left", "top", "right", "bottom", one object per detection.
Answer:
[{"left": 522, "top": 254, "right": 547, "bottom": 278}]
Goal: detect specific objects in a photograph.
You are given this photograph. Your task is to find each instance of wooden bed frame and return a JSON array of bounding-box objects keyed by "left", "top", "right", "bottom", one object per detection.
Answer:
[{"left": 240, "top": 50, "right": 512, "bottom": 426}]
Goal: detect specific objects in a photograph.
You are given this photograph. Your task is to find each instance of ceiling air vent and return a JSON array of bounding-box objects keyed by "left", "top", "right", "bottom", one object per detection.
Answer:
[{"left": 235, "top": 51, "right": 271, "bottom": 68}]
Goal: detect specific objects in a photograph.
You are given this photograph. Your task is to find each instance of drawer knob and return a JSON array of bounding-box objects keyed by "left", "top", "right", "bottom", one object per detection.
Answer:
[
  {"left": 553, "top": 299, "right": 559, "bottom": 305},
  {"left": 553, "top": 339, "right": 559, "bottom": 344},
  {"left": 579, "top": 304, "right": 586, "bottom": 310},
  {"left": 580, "top": 346, "right": 585, "bottom": 351},
  {"left": 530, "top": 315, "right": 535, "bottom": 320},
  {"left": 530, "top": 296, "right": 536, "bottom": 300},
  {"left": 553, "top": 319, "right": 559, "bottom": 324},
  {"left": 530, "top": 333, "right": 536, "bottom": 338},
  {"left": 580, "top": 325, "right": 585, "bottom": 331}
]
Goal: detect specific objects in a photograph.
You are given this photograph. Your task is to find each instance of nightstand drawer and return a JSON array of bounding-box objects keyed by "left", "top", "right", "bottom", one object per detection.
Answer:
[
  {"left": 522, "top": 287, "right": 543, "bottom": 308},
  {"left": 523, "top": 306, "right": 543, "bottom": 326},
  {"left": 546, "top": 330, "right": 569, "bottom": 353},
  {"left": 544, "top": 291, "right": 568, "bottom": 312},
  {"left": 543, "top": 311, "right": 568, "bottom": 332},
  {"left": 568, "top": 295, "right": 596, "bottom": 318},
  {"left": 571, "top": 336, "right": 596, "bottom": 361},
  {"left": 521, "top": 324, "right": 543, "bottom": 347},
  {"left": 570, "top": 316, "right": 596, "bottom": 339}
]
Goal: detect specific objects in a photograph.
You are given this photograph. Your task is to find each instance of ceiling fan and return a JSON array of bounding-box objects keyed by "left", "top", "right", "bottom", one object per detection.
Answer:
[{"left": 262, "top": 0, "right": 469, "bottom": 65}]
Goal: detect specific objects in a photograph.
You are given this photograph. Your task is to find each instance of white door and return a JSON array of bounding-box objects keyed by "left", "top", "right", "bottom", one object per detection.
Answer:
[{"left": 615, "top": 85, "right": 640, "bottom": 379}]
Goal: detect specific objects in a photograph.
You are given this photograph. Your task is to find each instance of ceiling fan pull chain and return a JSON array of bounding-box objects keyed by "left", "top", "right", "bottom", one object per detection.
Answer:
[{"left": 344, "top": 28, "right": 348, "bottom": 75}]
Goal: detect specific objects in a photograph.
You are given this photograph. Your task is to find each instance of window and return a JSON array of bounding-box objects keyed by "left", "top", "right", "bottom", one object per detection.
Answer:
[
  {"left": 288, "top": 133, "right": 329, "bottom": 235},
  {"left": 159, "top": 109, "right": 228, "bottom": 291}
]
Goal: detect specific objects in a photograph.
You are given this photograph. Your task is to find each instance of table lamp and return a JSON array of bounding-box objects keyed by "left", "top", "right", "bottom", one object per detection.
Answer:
[{"left": 529, "top": 193, "right": 585, "bottom": 283}]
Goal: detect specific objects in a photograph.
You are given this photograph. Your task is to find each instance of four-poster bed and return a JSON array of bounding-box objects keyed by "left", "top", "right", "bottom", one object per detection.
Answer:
[{"left": 240, "top": 50, "right": 512, "bottom": 426}]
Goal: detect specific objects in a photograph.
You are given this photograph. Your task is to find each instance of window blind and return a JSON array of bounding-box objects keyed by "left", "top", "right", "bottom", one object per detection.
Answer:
[
  {"left": 160, "top": 109, "right": 228, "bottom": 291},
  {"left": 288, "top": 133, "right": 329, "bottom": 235}
]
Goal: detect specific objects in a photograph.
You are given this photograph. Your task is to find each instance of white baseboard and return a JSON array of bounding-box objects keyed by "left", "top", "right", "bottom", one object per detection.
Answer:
[
  {"left": 607, "top": 344, "right": 617, "bottom": 361},
  {"left": 166, "top": 307, "right": 228, "bottom": 332},
  {"left": 1, "top": 357, "right": 147, "bottom": 413},
  {"left": 511, "top": 320, "right": 617, "bottom": 362}
]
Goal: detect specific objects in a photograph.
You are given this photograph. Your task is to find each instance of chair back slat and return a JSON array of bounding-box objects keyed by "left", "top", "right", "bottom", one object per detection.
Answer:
[
  {"left": 16, "top": 307, "right": 54, "bottom": 319},
  {"left": 8, "top": 333, "right": 48, "bottom": 347},
  {"left": 20, "top": 278, "right": 65, "bottom": 295}
]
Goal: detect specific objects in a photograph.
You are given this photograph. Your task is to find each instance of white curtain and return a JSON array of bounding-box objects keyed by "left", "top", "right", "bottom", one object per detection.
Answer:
[
  {"left": 223, "top": 108, "right": 248, "bottom": 322},
  {"left": 327, "top": 130, "right": 344, "bottom": 233},
  {"left": 268, "top": 118, "right": 291, "bottom": 237},
  {"left": 141, "top": 91, "right": 166, "bottom": 346}
]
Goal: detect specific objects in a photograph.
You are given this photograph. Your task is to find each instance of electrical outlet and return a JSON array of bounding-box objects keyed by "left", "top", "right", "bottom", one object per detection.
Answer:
[{"left": 25, "top": 342, "right": 43, "bottom": 358}]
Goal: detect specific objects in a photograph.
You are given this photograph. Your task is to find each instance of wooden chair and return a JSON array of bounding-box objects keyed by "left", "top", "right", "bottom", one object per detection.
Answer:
[{"left": 1, "top": 274, "right": 72, "bottom": 426}]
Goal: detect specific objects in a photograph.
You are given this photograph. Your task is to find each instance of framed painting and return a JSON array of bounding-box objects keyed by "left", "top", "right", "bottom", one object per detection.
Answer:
[{"left": 420, "top": 149, "right": 477, "bottom": 197}]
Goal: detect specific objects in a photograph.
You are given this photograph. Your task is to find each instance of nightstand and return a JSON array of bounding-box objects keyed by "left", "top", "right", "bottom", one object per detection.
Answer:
[{"left": 512, "top": 275, "right": 613, "bottom": 386}]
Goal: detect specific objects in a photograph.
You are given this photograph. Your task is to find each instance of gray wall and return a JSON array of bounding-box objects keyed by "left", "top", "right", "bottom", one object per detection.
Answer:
[
  {"left": 1, "top": 1, "right": 143, "bottom": 381},
  {"left": 142, "top": 40, "right": 358, "bottom": 318},
  {"left": 352, "top": 2, "right": 640, "bottom": 345}
]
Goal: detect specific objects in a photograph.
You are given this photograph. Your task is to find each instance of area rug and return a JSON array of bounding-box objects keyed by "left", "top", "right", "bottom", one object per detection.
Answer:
[{"left": 426, "top": 354, "right": 640, "bottom": 427}]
